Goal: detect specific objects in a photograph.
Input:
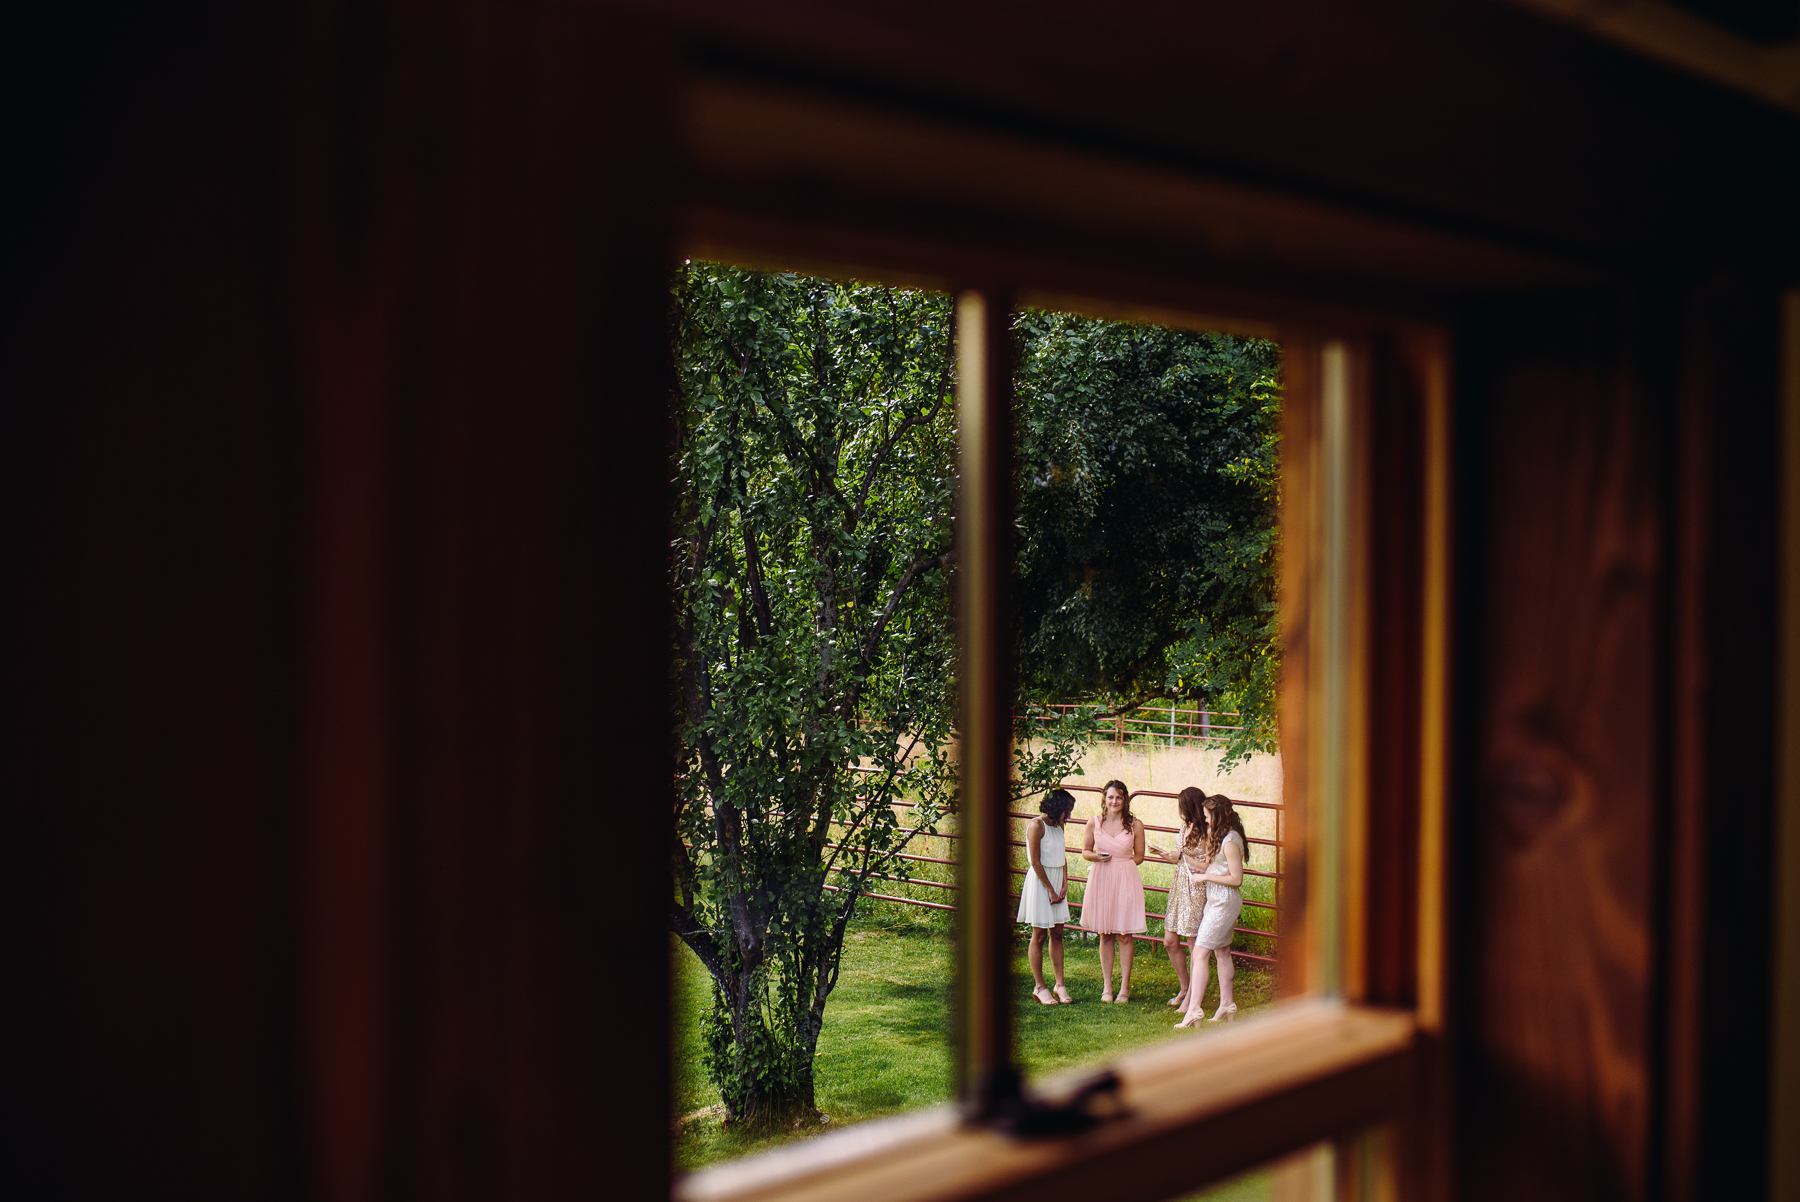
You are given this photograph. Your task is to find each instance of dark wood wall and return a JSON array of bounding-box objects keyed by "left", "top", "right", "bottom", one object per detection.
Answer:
[
  {"left": 1458, "top": 290, "right": 1674, "bottom": 1202},
  {"left": 2, "top": 2, "right": 1792, "bottom": 1200},
  {"left": 1452, "top": 279, "right": 1783, "bottom": 1202},
  {"left": 1668, "top": 278, "right": 1782, "bottom": 1202},
  {"left": 2, "top": 4, "right": 674, "bottom": 1199}
]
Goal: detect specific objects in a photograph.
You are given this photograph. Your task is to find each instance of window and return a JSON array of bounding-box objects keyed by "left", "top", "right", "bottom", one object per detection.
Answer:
[{"left": 674, "top": 67, "right": 1469, "bottom": 1202}]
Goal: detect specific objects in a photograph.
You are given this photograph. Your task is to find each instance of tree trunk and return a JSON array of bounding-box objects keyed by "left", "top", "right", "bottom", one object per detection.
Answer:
[
  {"left": 718, "top": 976, "right": 818, "bottom": 1131},
  {"left": 703, "top": 910, "right": 824, "bottom": 1133}
]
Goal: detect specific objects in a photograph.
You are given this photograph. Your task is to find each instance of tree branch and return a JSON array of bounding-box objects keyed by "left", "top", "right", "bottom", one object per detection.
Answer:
[
  {"left": 1087, "top": 689, "right": 1159, "bottom": 721},
  {"left": 846, "top": 352, "right": 953, "bottom": 533},
  {"left": 742, "top": 525, "right": 774, "bottom": 644},
  {"left": 859, "top": 546, "right": 956, "bottom": 672},
  {"left": 671, "top": 899, "right": 726, "bottom": 982}
]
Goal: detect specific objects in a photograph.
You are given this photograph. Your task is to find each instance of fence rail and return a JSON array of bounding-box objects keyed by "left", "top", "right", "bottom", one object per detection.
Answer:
[
  {"left": 855, "top": 787, "right": 1283, "bottom": 965},
  {"left": 1019, "top": 704, "right": 1247, "bottom": 749},
  {"left": 690, "top": 782, "right": 1284, "bottom": 966}
]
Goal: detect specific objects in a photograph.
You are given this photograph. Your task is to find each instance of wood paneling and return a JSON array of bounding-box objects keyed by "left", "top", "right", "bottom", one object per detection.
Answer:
[
  {"left": 1, "top": 5, "right": 677, "bottom": 1199},
  {"left": 1453, "top": 283, "right": 1784, "bottom": 1202},
  {"left": 1457, "top": 293, "right": 1671, "bottom": 1201},
  {"left": 1666, "top": 276, "right": 1780, "bottom": 1202},
  {"left": 1278, "top": 338, "right": 1325, "bottom": 1001},
  {"left": 649, "top": 0, "right": 1800, "bottom": 278},
  {"left": 681, "top": 76, "right": 1595, "bottom": 301},
  {"left": 1364, "top": 335, "right": 1433, "bottom": 1010}
]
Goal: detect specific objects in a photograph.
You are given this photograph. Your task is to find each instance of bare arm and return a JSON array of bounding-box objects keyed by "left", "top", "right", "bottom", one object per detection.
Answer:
[
  {"left": 1144, "top": 829, "right": 1173, "bottom": 862},
  {"left": 1027, "top": 819, "right": 1052, "bottom": 891},
  {"left": 1196, "top": 837, "right": 1246, "bottom": 888},
  {"left": 1146, "top": 821, "right": 1185, "bottom": 863},
  {"left": 1081, "top": 816, "right": 1107, "bottom": 862},
  {"left": 1130, "top": 820, "right": 1146, "bottom": 865}
]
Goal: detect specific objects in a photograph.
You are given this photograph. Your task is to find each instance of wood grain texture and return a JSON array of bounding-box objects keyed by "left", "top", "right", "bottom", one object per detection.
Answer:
[
  {"left": 1458, "top": 293, "right": 1669, "bottom": 1202},
  {"left": 1277, "top": 338, "right": 1324, "bottom": 1001},
  {"left": 5, "top": 4, "right": 1795, "bottom": 1200},
  {"left": 1665, "top": 276, "right": 1780, "bottom": 1202},
  {"left": 1364, "top": 334, "right": 1432, "bottom": 1010},
  {"left": 679, "top": 1003, "right": 1414, "bottom": 1202},
  {"left": 680, "top": 75, "right": 1595, "bottom": 303},
  {"left": 649, "top": 0, "right": 1800, "bottom": 278},
  {"left": 0, "top": 4, "right": 677, "bottom": 1199}
]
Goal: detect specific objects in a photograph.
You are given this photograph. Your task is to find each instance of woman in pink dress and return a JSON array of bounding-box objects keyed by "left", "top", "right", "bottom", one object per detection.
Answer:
[{"left": 1080, "top": 779, "right": 1147, "bottom": 1002}]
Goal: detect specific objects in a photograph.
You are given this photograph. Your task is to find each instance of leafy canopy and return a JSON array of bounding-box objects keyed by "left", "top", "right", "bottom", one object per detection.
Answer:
[{"left": 1014, "top": 311, "right": 1282, "bottom": 763}]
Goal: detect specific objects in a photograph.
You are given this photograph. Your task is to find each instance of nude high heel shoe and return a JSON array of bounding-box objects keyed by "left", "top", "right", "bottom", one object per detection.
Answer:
[{"left": 1208, "top": 1002, "right": 1238, "bottom": 1023}]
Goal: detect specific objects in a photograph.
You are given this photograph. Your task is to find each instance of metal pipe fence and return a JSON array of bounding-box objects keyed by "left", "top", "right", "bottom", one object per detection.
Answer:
[
  {"left": 1019, "top": 704, "right": 1247, "bottom": 749},
  {"left": 690, "top": 771, "right": 1284, "bottom": 965},
  {"left": 847, "top": 787, "right": 1283, "bottom": 966}
]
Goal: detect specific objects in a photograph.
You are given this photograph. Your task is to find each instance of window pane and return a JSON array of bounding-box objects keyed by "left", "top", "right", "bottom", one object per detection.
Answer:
[
  {"left": 670, "top": 273, "right": 1307, "bottom": 1174},
  {"left": 1010, "top": 308, "right": 1285, "bottom": 1066},
  {"left": 670, "top": 263, "right": 959, "bottom": 1169},
  {"left": 1162, "top": 1142, "right": 1333, "bottom": 1202}
]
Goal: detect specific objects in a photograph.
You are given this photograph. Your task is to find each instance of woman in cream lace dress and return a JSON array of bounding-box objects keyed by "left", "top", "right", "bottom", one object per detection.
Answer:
[{"left": 1146, "top": 786, "right": 1208, "bottom": 1010}]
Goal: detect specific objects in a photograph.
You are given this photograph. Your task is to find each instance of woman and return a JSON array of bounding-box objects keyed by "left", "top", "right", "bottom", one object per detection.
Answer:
[
  {"left": 1176, "top": 793, "right": 1249, "bottom": 1027},
  {"left": 1080, "top": 779, "right": 1147, "bottom": 1002},
  {"left": 1145, "top": 786, "right": 1208, "bottom": 1009},
  {"left": 1018, "top": 789, "right": 1077, "bottom": 1005}
]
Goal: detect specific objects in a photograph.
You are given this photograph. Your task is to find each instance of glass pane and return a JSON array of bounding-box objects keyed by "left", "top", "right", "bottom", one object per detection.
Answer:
[
  {"left": 670, "top": 271, "right": 1297, "bottom": 1173},
  {"left": 670, "top": 263, "right": 960, "bottom": 1170},
  {"left": 1163, "top": 1142, "right": 1333, "bottom": 1202},
  {"left": 1010, "top": 308, "right": 1285, "bottom": 1067}
]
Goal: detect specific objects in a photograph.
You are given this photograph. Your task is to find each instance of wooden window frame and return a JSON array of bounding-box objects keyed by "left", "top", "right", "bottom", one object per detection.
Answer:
[{"left": 674, "top": 67, "right": 1474, "bottom": 1202}]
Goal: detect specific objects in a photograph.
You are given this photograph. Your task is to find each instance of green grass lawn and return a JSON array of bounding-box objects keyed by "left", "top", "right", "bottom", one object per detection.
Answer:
[{"left": 673, "top": 908, "right": 1277, "bottom": 1199}]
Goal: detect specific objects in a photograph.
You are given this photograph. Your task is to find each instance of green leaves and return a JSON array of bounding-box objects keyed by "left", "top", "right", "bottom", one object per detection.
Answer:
[
  {"left": 1014, "top": 310, "right": 1282, "bottom": 765},
  {"left": 672, "top": 264, "right": 964, "bottom": 1127}
]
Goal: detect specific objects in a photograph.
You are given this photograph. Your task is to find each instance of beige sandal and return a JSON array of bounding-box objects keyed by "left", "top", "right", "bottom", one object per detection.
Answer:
[
  {"left": 1053, "top": 983, "right": 1073, "bottom": 1004},
  {"left": 1033, "top": 985, "right": 1058, "bottom": 1006}
]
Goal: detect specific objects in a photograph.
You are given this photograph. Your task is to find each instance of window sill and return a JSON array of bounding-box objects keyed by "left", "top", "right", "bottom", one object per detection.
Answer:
[{"left": 677, "top": 999, "right": 1416, "bottom": 1202}]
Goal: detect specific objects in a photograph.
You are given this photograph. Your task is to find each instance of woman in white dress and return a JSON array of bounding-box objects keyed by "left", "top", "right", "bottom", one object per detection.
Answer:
[
  {"left": 1175, "top": 793, "right": 1249, "bottom": 1027},
  {"left": 1018, "top": 789, "right": 1076, "bottom": 1004}
]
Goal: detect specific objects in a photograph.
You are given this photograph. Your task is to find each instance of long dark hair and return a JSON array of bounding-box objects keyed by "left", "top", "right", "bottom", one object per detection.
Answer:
[
  {"left": 1039, "top": 789, "right": 1076, "bottom": 826},
  {"left": 1201, "top": 793, "right": 1249, "bottom": 866},
  {"left": 1102, "top": 779, "right": 1134, "bottom": 832},
  {"left": 1177, "top": 786, "right": 1207, "bottom": 849}
]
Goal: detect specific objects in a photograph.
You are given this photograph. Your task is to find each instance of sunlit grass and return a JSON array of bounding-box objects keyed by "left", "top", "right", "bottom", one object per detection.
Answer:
[
  {"left": 672, "top": 917, "right": 954, "bottom": 1170},
  {"left": 673, "top": 909, "right": 1276, "bottom": 1199}
]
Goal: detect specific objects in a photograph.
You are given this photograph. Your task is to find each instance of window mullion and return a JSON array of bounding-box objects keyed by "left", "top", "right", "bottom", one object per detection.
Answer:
[{"left": 954, "top": 288, "right": 1021, "bottom": 1118}]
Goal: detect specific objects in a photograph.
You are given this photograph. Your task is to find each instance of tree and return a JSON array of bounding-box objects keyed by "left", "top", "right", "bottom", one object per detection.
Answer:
[
  {"left": 669, "top": 264, "right": 1085, "bottom": 1130},
  {"left": 1014, "top": 311, "right": 1282, "bottom": 764}
]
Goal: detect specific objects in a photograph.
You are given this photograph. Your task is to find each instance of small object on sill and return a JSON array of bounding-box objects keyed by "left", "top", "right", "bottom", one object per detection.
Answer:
[{"left": 986, "top": 1069, "right": 1127, "bottom": 1137}]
